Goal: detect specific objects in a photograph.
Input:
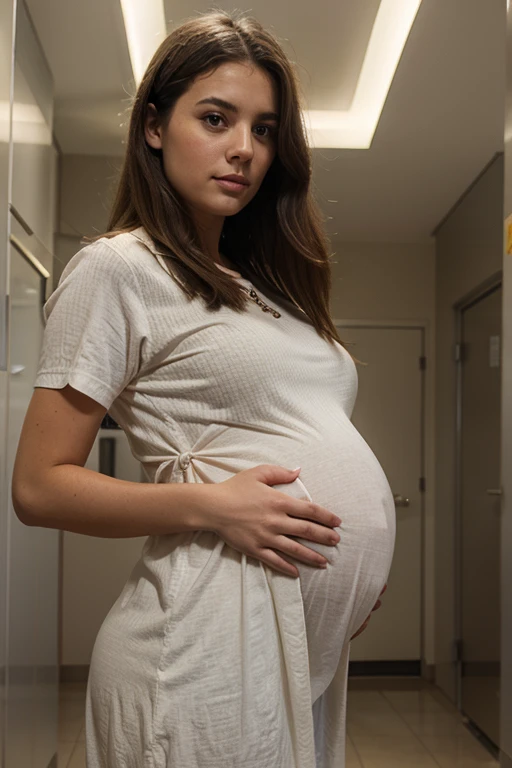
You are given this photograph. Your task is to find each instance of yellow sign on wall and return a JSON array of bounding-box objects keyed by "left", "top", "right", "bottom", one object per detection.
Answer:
[{"left": 505, "top": 214, "right": 512, "bottom": 254}]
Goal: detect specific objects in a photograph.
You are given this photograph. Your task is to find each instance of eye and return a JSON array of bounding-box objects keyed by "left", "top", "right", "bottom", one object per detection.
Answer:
[
  {"left": 254, "top": 125, "right": 276, "bottom": 138},
  {"left": 202, "top": 113, "right": 225, "bottom": 129},
  {"left": 201, "top": 113, "right": 276, "bottom": 139}
]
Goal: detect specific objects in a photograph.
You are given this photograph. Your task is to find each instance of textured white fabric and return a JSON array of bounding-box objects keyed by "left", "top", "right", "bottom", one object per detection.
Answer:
[{"left": 34, "top": 227, "right": 396, "bottom": 768}]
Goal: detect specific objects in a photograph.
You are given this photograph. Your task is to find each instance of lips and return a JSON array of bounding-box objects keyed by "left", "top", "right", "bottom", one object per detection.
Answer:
[{"left": 215, "top": 175, "right": 250, "bottom": 186}]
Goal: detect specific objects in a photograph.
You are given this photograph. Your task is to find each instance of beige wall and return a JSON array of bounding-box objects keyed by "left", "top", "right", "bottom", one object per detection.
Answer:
[
  {"left": 434, "top": 154, "right": 504, "bottom": 704},
  {"left": 330, "top": 241, "right": 435, "bottom": 322},
  {"left": 55, "top": 153, "right": 122, "bottom": 286},
  {"left": 59, "top": 154, "right": 121, "bottom": 237}
]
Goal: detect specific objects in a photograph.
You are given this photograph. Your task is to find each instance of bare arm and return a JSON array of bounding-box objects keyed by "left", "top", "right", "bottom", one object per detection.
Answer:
[
  {"left": 12, "top": 385, "right": 342, "bottom": 579},
  {"left": 12, "top": 385, "right": 210, "bottom": 537}
]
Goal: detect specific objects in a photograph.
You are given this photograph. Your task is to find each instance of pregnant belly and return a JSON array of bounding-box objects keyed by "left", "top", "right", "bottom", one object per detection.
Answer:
[
  {"left": 136, "top": 420, "right": 396, "bottom": 702},
  {"left": 88, "top": 419, "right": 397, "bottom": 768},
  {"left": 270, "top": 431, "right": 396, "bottom": 700}
]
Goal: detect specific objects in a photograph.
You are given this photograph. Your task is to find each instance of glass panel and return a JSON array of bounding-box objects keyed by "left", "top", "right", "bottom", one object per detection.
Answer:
[
  {"left": 0, "top": 1, "right": 15, "bottom": 764},
  {"left": 5, "top": 239, "right": 58, "bottom": 767},
  {"left": 11, "top": 0, "right": 56, "bottom": 253},
  {"left": 460, "top": 285, "right": 502, "bottom": 748}
]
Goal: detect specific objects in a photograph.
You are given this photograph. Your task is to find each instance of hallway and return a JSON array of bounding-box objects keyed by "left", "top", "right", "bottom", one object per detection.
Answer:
[
  {"left": 57, "top": 677, "right": 499, "bottom": 768},
  {"left": 1, "top": 0, "right": 511, "bottom": 765}
]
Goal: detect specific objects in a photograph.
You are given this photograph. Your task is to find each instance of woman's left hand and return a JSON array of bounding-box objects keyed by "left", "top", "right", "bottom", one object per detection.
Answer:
[{"left": 350, "top": 584, "right": 387, "bottom": 641}]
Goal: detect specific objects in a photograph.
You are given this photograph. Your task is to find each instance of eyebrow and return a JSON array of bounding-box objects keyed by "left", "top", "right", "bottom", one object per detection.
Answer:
[{"left": 195, "top": 96, "right": 279, "bottom": 122}]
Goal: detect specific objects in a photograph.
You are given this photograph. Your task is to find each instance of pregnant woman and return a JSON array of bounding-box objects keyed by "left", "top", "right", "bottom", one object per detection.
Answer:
[{"left": 12, "top": 10, "right": 395, "bottom": 768}]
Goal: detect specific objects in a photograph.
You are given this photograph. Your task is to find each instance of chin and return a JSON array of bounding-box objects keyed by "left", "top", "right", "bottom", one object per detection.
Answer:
[{"left": 208, "top": 200, "right": 247, "bottom": 215}]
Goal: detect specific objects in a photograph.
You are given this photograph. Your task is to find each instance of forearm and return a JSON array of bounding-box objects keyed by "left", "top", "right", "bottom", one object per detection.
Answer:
[{"left": 16, "top": 464, "right": 215, "bottom": 538}]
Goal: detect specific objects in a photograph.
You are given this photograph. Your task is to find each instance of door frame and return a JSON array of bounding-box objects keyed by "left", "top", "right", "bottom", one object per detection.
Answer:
[
  {"left": 333, "top": 318, "right": 431, "bottom": 675},
  {"left": 453, "top": 271, "right": 503, "bottom": 713}
]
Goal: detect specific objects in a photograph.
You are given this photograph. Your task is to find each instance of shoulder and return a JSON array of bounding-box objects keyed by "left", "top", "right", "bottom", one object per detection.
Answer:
[{"left": 58, "top": 228, "right": 164, "bottom": 288}]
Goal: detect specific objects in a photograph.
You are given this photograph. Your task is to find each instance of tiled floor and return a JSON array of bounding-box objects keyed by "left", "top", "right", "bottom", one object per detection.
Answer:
[
  {"left": 58, "top": 681, "right": 87, "bottom": 768},
  {"left": 58, "top": 677, "right": 500, "bottom": 768},
  {"left": 345, "top": 678, "right": 499, "bottom": 768}
]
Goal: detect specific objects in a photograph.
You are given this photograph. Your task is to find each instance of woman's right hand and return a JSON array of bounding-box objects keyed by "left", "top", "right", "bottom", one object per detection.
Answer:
[{"left": 204, "top": 465, "right": 341, "bottom": 578}]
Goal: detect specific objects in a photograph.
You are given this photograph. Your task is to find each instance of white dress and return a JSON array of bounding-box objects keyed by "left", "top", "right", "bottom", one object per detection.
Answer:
[{"left": 34, "top": 226, "right": 396, "bottom": 768}]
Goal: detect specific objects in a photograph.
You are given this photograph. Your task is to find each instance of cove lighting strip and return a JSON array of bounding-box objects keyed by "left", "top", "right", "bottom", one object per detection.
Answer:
[
  {"left": 304, "top": 0, "right": 423, "bottom": 148},
  {"left": 120, "top": 0, "right": 422, "bottom": 150},
  {"left": 119, "top": 0, "right": 167, "bottom": 87},
  {"left": 0, "top": 101, "right": 51, "bottom": 145}
]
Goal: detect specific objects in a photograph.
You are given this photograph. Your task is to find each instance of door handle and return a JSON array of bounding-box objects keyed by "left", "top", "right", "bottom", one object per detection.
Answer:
[
  {"left": 486, "top": 489, "right": 503, "bottom": 496},
  {"left": 393, "top": 494, "right": 410, "bottom": 507}
]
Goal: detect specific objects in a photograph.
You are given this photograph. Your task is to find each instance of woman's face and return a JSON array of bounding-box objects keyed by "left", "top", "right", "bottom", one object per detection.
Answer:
[{"left": 144, "top": 61, "right": 279, "bottom": 229}]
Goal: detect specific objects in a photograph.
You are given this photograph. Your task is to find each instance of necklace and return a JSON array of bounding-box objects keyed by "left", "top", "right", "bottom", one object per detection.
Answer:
[
  {"left": 216, "top": 259, "right": 280, "bottom": 317},
  {"left": 239, "top": 285, "right": 281, "bottom": 318}
]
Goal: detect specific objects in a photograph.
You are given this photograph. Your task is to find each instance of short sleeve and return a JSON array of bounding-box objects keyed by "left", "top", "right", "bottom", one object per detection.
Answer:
[{"left": 34, "top": 240, "right": 149, "bottom": 410}]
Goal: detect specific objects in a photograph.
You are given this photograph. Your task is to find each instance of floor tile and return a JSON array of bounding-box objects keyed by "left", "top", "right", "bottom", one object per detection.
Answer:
[
  {"left": 358, "top": 756, "right": 439, "bottom": 768},
  {"left": 397, "top": 711, "right": 472, "bottom": 738},
  {"left": 67, "top": 741, "right": 86, "bottom": 768},
  {"left": 382, "top": 688, "right": 457, "bottom": 715},
  {"left": 57, "top": 741, "right": 76, "bottom": 768},
  {"left": 58, "top": 677, "right": 500, "bottom": 767},
  {"left": 348, "top": 716, "right": 413, "bottom": 740},
  {"left": 346, "top": 678, "right": 499, "bottom": 768},
  {"left": 346, "top": 735, "right": 364, "bottom": 767},
  {"left": 347, "top": 690, "right": 395, "bottom": 710},
  {"left": 417, "top": 732, "right": 499, "bottom": 767},
  {"left": 348, "top": 733, "right": 440, "bottom": 768},
  {"left": 58, "top": 716, "right": 85, "bottom": 744},
  {"left": 58, "top": 697, "right": 86, "bottom": 743},
  {"left": 426, "top": 687, "right": 462, "bottom": 716},
  {"left": 347, "top": 694, "right": 416, "bottom": 739}
]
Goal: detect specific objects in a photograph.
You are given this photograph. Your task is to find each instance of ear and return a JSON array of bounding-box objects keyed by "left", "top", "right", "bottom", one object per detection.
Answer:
[{"left": 144, "top": 103, "right": 163, "bottom": 150}]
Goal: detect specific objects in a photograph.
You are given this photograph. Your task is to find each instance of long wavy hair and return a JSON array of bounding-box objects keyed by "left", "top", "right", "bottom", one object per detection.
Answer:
[{"left": 90, "top": 8, "right": 351, "bottom": 352}]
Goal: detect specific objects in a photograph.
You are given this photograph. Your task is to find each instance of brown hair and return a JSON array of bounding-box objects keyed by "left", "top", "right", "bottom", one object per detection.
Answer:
[{"left": 90, "top": 8, "right": 352, "bottom": 352}]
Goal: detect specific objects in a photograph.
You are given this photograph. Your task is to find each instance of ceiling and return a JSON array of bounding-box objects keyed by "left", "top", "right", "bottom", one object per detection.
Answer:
[{"left": 25, "top": 0, "right": 506, "bottom": 242}]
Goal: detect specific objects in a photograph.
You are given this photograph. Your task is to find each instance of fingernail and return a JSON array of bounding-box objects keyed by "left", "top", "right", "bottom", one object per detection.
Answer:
[
  {"left": 335, "top": 517, "right": 342, "bottom": 525},
  {"left": 292, "top": 466, "right": 301, "bottom": 472}
]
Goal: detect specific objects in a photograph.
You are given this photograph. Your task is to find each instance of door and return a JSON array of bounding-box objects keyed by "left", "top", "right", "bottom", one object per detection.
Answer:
[
  {"left": 458, "top": 285, "right": 502, "bottom": 748},
  {"left": 337, "top": 325, "right": 424, "bottom": 664}
]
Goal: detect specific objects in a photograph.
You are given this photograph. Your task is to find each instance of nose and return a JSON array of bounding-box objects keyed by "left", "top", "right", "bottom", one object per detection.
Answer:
[{"left": 227, "top": 123, "right": 254, "bottom": 163}]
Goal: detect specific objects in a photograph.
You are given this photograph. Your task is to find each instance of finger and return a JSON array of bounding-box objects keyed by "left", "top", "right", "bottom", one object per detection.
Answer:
[
  {"left": 286, "top": 496, "right": 341, "bottom": 530},
  {"left": 260, "top": 548, "right": 300, "bottom": 578},
  {"left": 371, "top": 599, "right": 382, "bottom": 612},
  {"left": 273, "top": 533, "right": 331, "bottom": 568},
  {"left": 350, "top": 618, "right": 370, "bottom": 641},
  {"left": 355, "top": 616, "right": 371, "bottom": 634}
]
